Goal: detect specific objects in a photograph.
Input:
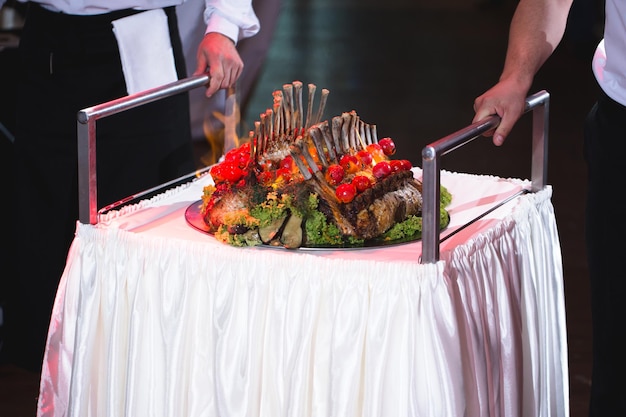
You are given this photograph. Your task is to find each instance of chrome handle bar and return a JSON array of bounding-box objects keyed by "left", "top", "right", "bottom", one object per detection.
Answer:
[
  {"left": 420, "top": 90, "right": 550, "bottom": 263},
  {"left": 77, "top": 74, "right": 210, "bottom": 224}
]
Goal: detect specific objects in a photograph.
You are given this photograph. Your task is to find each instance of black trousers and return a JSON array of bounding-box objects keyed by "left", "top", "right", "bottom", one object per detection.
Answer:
[
  {"left": 4, "top": 2, "right": 194, "bottom": 372},
  {"left": 584, "top": 90, "right": 626, "bottom": 416}
]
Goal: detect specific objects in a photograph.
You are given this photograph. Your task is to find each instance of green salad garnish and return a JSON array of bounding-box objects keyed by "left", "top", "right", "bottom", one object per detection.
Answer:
[{"left": 210, "top": 185, "right": 451, "bottom": 247}]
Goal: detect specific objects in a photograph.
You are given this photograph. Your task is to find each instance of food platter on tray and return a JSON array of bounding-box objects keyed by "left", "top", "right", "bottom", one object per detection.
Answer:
[
  {"left": 185, "top": 200, "right": 448, "bottom": 251},
  {"left": 181, "top": 80, "right": 455, "bottom": 251}
]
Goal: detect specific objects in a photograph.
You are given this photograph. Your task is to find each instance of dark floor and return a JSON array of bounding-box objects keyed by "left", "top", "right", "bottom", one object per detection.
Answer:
[{"left": 0, "top": 0, "right": 599, "bottom": 416}]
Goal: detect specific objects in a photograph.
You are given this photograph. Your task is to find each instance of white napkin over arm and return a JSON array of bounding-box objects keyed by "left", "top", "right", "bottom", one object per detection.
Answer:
[{"left": 112, "top": 9, "right": 179, "bottom": 95}]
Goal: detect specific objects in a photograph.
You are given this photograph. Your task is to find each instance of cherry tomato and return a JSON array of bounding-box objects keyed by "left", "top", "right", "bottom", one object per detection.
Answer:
[
  {"left": 279, "top": 155, "right": 293, "bottom": 171},
  {"left": 372, "top": 161, "right": 392, "bottom": 179},
  {"left": 390, "top": 159, "right": 404, "bottom": 173},
  {"left": 220, "top": 162, "right": 245, "bottom": 183},
  {"left": 366, "top": 143, "right": 385, "bottom": 163},
  {"left": 239, "top": 142, "right": 251, "bottom": 155},
  {"left": 378, "top": 137, "right": 396, "bottom": 156},
  {"left": 351, "top": 175, "right": 372, "bottom": 192},
  {"left": 340, "top": 154, "right": 359, "bottom": 174},
  {"left": 276, "top": 167, "right": 292, "bottom": 182},
  {"left": 357, "top": 150, "right": 373, "bottom": 166},
  {"left": 210, "top": 164, "right": 225, "bottom": 183},
  {"left": 224, "top": 148, "right": 238, "bottom": 162},
  {"left": 210, "top": 162, "right": 244, "bottom": 184},
  {"left": 399, "top": 159, "right": 413, "bottom": 171},
  {"left": 224, "top": 147, "right": 251, "bottom": 169},
  {"left": 325, "top": 164, "right": 345, "bottom": 185},
  {"left": 335, "top": 183, "right": 357, "bottom": 203}
]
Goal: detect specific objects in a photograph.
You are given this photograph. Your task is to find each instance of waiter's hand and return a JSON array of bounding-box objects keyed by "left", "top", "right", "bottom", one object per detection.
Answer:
[
  {"left": 472, "top": 79, "right": 529, "bottom": 146},
  {"left": 195, "top": 32, "right": 244, "bottom": 98}
]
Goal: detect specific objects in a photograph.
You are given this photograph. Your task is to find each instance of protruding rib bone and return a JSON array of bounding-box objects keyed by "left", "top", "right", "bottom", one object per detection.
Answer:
[
  {"left": 355, "top": 126, "right": 367, "bottom": 150},
  {"left": 263, "top": 111, "right": 271, "bottom": 154},
  {"left": 254, "top": 121, "right": 262, "bottom": 161},
  {"left": 359, "top": 119, "right": 366, "bottom": 150},
  {"left": 249, "top": 130, "right": 256, "bottom": 160},
  {"left": 310, "top": 170, "right": 356, "bottom": 236},
  {"left": 283, "top": 83, "right": 294, "bottom": 133},
  {"left": 331, "top": 116, "right": 342, "bottom": 156},
  {"left": 309, "top": 127, "right": 329, "bottom": 167},
  {"left": 289, "top": 146, "right": 313, "bottom": 180},
  {"left": 294, "top": 136, "right": 319, "bottom": 174},
  {"left": 365, "top": 123, "right": 373, "bottom": 146},
  {"left": 265, "top": 109, "right": 274, "bottom": 149},
  {"left": 305, "top": 83, "right": 316, "bottom": 130},
  {"left": 340, "top": 113, "right": 351, "bottom": 154},
  {"left": 320, "top": 121, "right": 339, "bottom": 164},
  {"left": 371, "top": 124, "right": 378, "bottom": 143},
  {"left": 259, "top": 113, "right": 267, "bottom": 156},
  {"left": 314, "top": 88, "right": 329, "bottom": 125},
  {"left": 272, "top": 90, "right": 283, "bottom": 137},
  {"left": 349, "top": 111, "right": 359, "bottom": 150},
  {"left": 293, "top": 81, "right": 303, "bottom": 132}
]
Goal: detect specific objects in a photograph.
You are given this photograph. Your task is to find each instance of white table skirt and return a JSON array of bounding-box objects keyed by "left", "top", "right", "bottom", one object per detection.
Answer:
[{"left": 37, "top": 170, "right": 569, "bottom": 417}]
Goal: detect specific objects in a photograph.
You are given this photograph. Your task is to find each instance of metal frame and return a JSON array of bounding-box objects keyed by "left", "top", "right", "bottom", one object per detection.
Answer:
[
  {"left": 420, "top": 90, "right": 550, "bottom": 263},
  {"left": 78, "top": 77, "right": 550, "bottom": 257},
  {"left": 77, "top": 74, "right": 210, "bottom": 224}
]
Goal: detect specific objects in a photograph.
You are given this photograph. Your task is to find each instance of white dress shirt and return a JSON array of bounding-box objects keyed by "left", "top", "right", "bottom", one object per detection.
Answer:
[
  {"left": 0, "top": 0, "right": 259, "bottom": 43},
  {"left": 592, "top": 0, "right": 626, "bottom": 106}
]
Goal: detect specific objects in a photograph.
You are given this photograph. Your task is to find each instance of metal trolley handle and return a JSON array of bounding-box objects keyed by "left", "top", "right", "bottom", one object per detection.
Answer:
[
  {"left": 420, "top": 90, "right": 550, "bottom": 264},
  {"left": 77, "top": 74, "right": 210, "bottom": 225}
]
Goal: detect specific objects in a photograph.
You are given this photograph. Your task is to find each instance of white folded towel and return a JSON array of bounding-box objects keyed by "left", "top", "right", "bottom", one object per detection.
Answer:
[{"left": 112, "top": 9, "right": 178, "bottom": 95}]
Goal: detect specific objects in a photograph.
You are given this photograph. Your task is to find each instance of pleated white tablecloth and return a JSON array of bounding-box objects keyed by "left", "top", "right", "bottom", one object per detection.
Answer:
[{"left": 37, "top": 169, "right": 569, "bottom": 417}]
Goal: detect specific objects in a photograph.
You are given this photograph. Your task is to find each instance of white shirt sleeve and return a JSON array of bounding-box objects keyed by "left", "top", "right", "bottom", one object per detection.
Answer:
[{"left": 203, "top": 0, "right": 260, "bottom": 43}]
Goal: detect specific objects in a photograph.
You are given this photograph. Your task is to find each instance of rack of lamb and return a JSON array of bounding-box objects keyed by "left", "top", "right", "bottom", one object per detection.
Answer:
[{"left": 199, "top": 81, "right": 450, "bottom": 249}]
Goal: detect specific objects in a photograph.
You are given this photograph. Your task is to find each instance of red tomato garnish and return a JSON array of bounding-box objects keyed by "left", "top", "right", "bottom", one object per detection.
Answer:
[
  {"left": 399, "top": 159, "right": 413, "bottom": 171},
  {"left": 335, "top": 183, "right": 357, "bottom": 203},
  {"left": 324, "top": 164, "right": 345, "bottom": 185},
  {"left": 372, "top": 161, "right": 392, "bottom": 179},
  {"left": 366, "top": 143, "right": 385, "bottom": 163},
  {"left": 220, "top": 162, "right": 245, "bottom": 183},
  {"left": 357, "top": 150, "right": 373, "bottom": 166},
  {"left": 279, "top": 155, "right": 293, "bottom": 171},
  {"left": 390, "top": 159, "right": 404, "bottom": 173},
  {"left": 340, "top": 154, "right": 359, "bottom": 174},
  {"left": 239, "top": 142, "right": 251, "bottom": 155},
  {"left": 276, "top": 167, "right": 292, "bottom": 182},
  {"left": 210, "top": 164, "right": 225, "bottom": 182},
  {"left": 378, "top": 137, "right": 396, "bottom": 156},
  {"left": 351, "top": 175, "right": 372, "bottom": 192},
  {"left": 366, "top": 143, "right": 382, "bottom": 152},
  {"left": 223, "top": 150, "right": 249, "bottom": 169}
]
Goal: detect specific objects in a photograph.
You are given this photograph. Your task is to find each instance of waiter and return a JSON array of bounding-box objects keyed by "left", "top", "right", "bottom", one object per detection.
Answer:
[{"left": 0, "top": 0, "right": 259, "bottom": 373}]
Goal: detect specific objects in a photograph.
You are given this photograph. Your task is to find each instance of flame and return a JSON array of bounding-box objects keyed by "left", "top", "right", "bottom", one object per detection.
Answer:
[
  {"left": 199, "top": 99, "right": 252, "bottom": 166},
  {"left": 200, "top": 112, "right": 226, "bottom": 166}
]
